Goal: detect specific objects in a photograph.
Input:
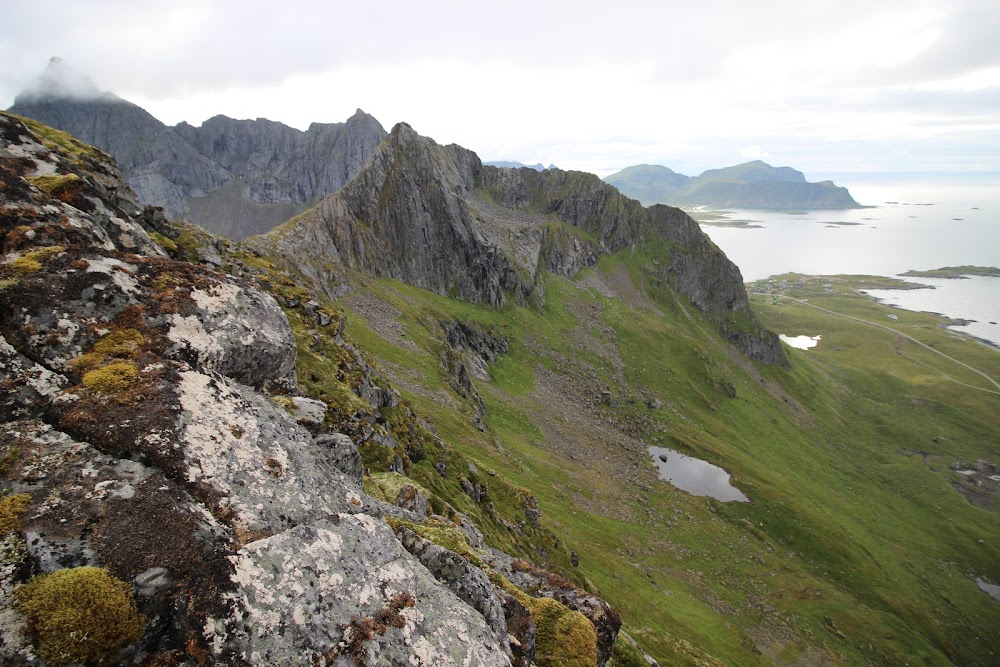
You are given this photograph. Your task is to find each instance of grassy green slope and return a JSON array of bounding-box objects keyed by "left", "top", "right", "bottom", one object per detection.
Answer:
[{"left": 333, "top": 255, "right": 1000, "bottom": 665}]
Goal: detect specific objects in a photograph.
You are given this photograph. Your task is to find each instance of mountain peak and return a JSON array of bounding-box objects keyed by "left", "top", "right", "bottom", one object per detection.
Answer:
[{"left": 14, "top": 57, "right": 118, "bottom": 104}]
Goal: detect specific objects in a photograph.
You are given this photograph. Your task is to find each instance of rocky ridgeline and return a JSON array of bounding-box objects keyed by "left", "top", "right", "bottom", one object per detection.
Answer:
[
  {"left": 9, "top": 59, "right": 387, "bottom": 240},
  {"left": 255, "top": 123, "right": 786, "bottom": 366},
  {"left": 0, "top": 113, "right": 621, "bottom": 666}
]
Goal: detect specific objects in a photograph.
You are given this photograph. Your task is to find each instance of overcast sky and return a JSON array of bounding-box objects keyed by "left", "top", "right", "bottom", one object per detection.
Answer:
[{"left": 2, "top": 0, "right": 998, "bottom": 179}]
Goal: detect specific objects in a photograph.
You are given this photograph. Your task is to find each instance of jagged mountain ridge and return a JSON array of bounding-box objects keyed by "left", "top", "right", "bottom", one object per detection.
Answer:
[
  {"left": 253, "top": 123, "right": 786, "bottom": 365},
  {"left": 605, "top": 160, "right": 860, "bottom": 208},
  {"left": 8, "top": 59, "right": 387, "bottom": 240}
]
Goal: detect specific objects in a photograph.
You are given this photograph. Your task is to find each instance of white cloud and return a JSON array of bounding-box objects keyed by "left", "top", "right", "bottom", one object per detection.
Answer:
[{"left": 2, "top": 0, "right": 997, "bottom": 176}]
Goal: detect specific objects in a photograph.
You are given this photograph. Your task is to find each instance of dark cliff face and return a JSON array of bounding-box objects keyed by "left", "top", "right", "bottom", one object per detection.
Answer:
[
  {"left": 257, "top": 124, "right": 786, "bottom": 365},
  {"left": 254, "top": 123, "right": 532, "bottom": 308},
  {"left": 478, "top": 166, "right": 787, "bottom": 364},
  {"left": 9, "top": 75, "right": 387, "bottom": 240}
]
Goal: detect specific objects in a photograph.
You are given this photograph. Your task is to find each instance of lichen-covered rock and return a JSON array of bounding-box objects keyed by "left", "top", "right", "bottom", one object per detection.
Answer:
[
  {"left": 175, "top": 368, "right": 378, "bottom": 531},
  {"left": 0, "top": 112, "right": 165, "bottom": 257},
  {"left": 289, "top": 396, "right": 327, "bottom": 431},
  {"left": 164, "top": 280, "right": 296, "bottom": 388},
  {"left": 492, "top": 555, "right": 622, "bottom": 667},
  {"left": 315, "top": 432, "right": 364, "bottom": 485},
  {"left": 394, "top": 526, "right": 507, "bottom": 638},
  {"left": 0, "top": 335, "right": 67, "bottom": 421},
  {"left": 218, "top": 518, "right": 512, "bottom": 666}
]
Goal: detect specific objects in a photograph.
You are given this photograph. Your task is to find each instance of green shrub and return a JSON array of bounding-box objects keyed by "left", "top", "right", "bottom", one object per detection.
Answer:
[{"left": 15, "top": 567, "right": 145, "bottom": 666}]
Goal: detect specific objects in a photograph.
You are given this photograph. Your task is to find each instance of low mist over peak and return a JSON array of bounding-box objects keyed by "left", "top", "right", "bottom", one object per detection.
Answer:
[
  {"left": 14, "top": 56, "right": 117, "bottom": 103},
  {"left": 8, "top": 61, "right": 387, "bottom": 240}
]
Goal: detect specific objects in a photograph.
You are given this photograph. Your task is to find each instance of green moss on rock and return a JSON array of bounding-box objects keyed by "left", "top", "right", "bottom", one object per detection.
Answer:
[
  {"left": 149, "top": 231, "right": 179, "bottom": 255},
  {"left": 389, "top": 516, "right": 486, "bottom": 568},
  {"left": 92, "top": 329, "right": 145, "bottom": 358},
  {"left": 15, "top": 566, "right": 145, "bottom": 666},
  {"left": 16, "top": 115, "right": 108, "bottom": 167},
  {"left": 531, "top": 595, "right": 599, "bottom": 667},
  {"left": 0, "top": 493, "right": 31, "bottom": 536},
  {"left": 82, "top": 360, "right": 139, "bottom": 394},
  {"left": 2, "top": 245, "right": 65, "bottom": 276},
  {"left": 27, "top": 173, "right": 82, "bottom": 199}
]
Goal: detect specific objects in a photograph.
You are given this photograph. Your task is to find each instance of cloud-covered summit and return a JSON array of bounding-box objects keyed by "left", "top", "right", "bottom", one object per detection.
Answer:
[{"left": 14, "top": 56, "right": 117, "bottom": 103}]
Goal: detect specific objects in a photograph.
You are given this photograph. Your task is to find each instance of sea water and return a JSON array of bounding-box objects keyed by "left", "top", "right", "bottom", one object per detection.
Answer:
[{"left": 696, "top": 176, "right": 1000, "bottom": 346}]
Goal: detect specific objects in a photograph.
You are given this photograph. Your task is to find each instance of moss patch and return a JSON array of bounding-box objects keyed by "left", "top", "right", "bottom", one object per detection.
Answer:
[
  {"left": 0, "top": 493, "right": 30, "bottom": 536},
  {"left": 15, "top": 115, "right": 108, "bottom": 166},
  {"left": 82, "top": 360, "right": 139, "bottom": 394},
  {"left": 15, "top": 566, "right": 145, "bottom": 666},
  {"left": 93, "top": 328, "right": 145, "bottom": 357},
  {"left": 2, "top": 245, "right": 65, "bottom": 276},
  {"left": 531, "top": 595, "right": 599, "bottom": 667},
  {"left": 367, "top": 472, "right": 434, "bottom": 504},
  {"left": 149, "top": 231, "right": 179, "bottom": 256},
  {"left": 389, "top": 516, "right": 486, "bottom": 568},
  {"left": 27, "top": 173, "right": 83, "bottom": 201},
  {"left": 271, "top": 395, "right": 297, "bottom": 414}
]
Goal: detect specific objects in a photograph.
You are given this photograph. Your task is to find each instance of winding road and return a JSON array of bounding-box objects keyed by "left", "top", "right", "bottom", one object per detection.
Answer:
[{"left": 766, "top": 293, "right": 1000, "bottom": 394}]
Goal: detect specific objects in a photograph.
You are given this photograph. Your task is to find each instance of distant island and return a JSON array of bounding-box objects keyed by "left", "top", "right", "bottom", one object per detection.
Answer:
[
  {"left": 484, "top": 160, "right": 557, "bottom": 171},
  {"left": 604, "top": 161, "right": 860, "bottom": 209},
  {"left": 901, "top": 266, "right": 1000, "bottom": 279}
]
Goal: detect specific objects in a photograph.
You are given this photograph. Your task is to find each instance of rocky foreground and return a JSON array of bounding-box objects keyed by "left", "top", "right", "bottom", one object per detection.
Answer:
[{"left": 0, "top": 113, "right": 625, "bottom": 665}]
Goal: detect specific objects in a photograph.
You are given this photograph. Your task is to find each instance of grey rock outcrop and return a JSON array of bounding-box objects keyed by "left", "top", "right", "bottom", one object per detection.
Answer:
[
  {"left": 315, "top": 433, "right": 365, "bottom": 485},
  {"left": 9, "top": 59, "right": 386, "bottom": 240},
  {"left": 224, "top": 519, "right": 511, "bottom": 666},
  {"left": 395, "top": 527, "right": 508, "bottom": 639}
]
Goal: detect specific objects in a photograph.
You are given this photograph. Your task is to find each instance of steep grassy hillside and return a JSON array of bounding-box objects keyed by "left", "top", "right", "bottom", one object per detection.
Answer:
[{"left": 314, "top": 255, "right": 1000, "bottom": 664}]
